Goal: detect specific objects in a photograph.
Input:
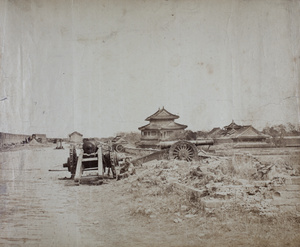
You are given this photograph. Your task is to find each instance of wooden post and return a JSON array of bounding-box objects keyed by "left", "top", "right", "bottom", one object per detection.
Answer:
[
  {"left": 97, "top": 146, "right": 103, "bottom": 178},
  {"left": 74, "top": 150, "right": 83, "bottom": 182}
]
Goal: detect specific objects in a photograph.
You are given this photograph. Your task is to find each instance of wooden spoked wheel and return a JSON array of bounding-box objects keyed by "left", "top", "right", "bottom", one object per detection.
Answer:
[
  {"left": 169, "top": 141, "right": 198, "bottom": 161},
  {"left": 115, "top": 144, "right": 125, "bottom": 153},
  {"left": 69, "top": 146, "right": 77, "bottom": 177}
]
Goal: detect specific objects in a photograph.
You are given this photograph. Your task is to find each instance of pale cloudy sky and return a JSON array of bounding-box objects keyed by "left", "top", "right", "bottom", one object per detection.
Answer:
[{"left": 0, "top": 0, "right": 299, "bottom": 138}]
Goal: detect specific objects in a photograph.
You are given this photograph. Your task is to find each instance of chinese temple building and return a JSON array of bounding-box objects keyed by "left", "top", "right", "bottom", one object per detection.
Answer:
[
  {"left": 208, "top": 120, "right": 270, "bottom": 145},
  {"left": 138, "top": 107, "right": 187, "bottom": 148}
]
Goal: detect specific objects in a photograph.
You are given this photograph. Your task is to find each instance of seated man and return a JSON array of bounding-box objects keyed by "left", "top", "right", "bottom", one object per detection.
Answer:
[{"left": 116, "top": 157, "right": 135, "bottom": 180}]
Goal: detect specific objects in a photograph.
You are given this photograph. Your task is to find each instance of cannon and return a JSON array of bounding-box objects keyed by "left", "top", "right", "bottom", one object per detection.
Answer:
[
  {"left": 131, "top": 139, "right": 214, "bottom": 165},
  {"left": 159, "top": 139, "right": 214, "bottom": 161},
  {"left": 63, "top": 141, "right": 121, "bottom": 183}
]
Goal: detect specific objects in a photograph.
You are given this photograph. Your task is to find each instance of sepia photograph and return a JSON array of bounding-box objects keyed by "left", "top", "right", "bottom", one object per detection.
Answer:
[{"left": 0, "top": 0, "right": 300, "bottom": 246}]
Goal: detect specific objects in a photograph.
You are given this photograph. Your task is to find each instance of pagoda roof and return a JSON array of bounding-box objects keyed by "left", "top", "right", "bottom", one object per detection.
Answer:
[
  {"left": 138, "top": 123, "right": 160, "bottom": 130},
  {"left": 138, "top": 121, "right": 187, "bottom": 131},
  {"left": 145, "top": 107, "right": 179, "bottom": 121},
  {"left": 226, "top": 126, "right": 269, "bottom": 138},
  {"left": 224, "top": 120, "right": 242, "bottom": 130},
  {"left": 161, "top": 121, "right": 187, "bottom": 130}
]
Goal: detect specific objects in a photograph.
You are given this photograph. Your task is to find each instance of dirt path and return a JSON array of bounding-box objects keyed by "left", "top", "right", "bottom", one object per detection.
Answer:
[
  {"left": 0, "top": 148, "right": 81, "bottom": 246},
  {"left": 0, "top": 147, "right": 194, "bottom": 247}
]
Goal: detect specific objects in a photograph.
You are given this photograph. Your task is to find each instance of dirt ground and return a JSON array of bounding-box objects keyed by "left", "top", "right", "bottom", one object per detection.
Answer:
[{"left": 0, "top": 145, "right": 299, "bottom": 247}]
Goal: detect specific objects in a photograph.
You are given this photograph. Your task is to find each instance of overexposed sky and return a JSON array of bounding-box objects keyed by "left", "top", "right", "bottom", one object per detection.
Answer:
[{"left": 0, "top": 0, "right": 299, "bottom": 138}]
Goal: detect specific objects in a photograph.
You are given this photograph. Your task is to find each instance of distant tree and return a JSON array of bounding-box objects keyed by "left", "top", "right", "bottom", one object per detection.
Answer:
[
  {"left": 185, "top": 130, "right": 197, "bottom": 140},
  {"left": 262, "top": 124, "right": 285, "bottom": 137},
  {"left": 167, "top": 130, "right": 197, "bottom": 141},
  {"left": 262, "top": 124, "right": 289, "bottom": 147},
  {"left": 166, "top": 131, "right": 185, "bottom": 141},
  {"left": 117, "top": 132, "right": 141, "bottom": 144},
  {"left": 196, "top": 131, "right": 209, "bottom": 139},
  {"left": 286, "top": 122, "right": 300, "bottom": 136}
]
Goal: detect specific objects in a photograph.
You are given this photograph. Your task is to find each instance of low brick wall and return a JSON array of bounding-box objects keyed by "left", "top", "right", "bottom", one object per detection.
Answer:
[{"left": 283, "top": 136, "right": 300, "bottom": 147}]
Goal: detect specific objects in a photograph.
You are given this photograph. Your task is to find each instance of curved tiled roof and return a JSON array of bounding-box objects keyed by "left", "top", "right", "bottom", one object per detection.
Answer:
[
  {"left": 138, "top": 123, "right": 161, "bottom": 131},
  {"left": 139, "top": 121, "right": 187, "bottom": 131},
  {"left": 224, "top": 120, "right": 242, "bottom": 130},
  {"left": 145, "top": 107, "right": 179, "bottom": 121},
  {"left": 160, "top": 121, "right": 187, "bottom": 130}
]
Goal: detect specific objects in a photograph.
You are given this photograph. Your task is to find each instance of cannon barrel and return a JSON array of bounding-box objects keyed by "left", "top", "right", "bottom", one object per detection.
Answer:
[
  {"left": 190, "top": 139, "right": 214, "bottom": 146},
  {"left": 158, "top": 139, "right": 214, "bottom": 148},
  {"left": 83, "top": 141, "right": 98, "bottom": 154}
]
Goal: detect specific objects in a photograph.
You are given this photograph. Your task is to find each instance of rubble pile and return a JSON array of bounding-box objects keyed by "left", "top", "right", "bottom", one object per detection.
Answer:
[{"left": 125, "top": 154, "right": 300, "bottom": 217}]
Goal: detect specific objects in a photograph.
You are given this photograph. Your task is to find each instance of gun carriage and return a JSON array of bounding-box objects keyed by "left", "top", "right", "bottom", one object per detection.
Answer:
[
  {"left": 129, "top": 139, "right": 214, "bottom": 166},
  {"left": 63, "top": 141, "right": 121, "bottom": 183}
]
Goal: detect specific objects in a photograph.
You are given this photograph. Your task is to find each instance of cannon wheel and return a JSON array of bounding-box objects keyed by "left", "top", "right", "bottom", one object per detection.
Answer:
[
  {"left": 115, "top": 144, "right": 125, "bottom": 153},
  {"left": 69, "top": 146, "right": 77, "bottom": 178},
  {"left": 169, "top": 141, "right": 199, "bottom": 161}
]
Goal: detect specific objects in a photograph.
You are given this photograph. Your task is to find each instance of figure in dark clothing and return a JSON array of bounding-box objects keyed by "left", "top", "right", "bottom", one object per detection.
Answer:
[{"left": 103, "top": 151, "right": 116, "bottom": 178}]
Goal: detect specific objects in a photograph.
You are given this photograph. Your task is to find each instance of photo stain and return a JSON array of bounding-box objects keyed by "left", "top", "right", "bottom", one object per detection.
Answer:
[{"left": 206, "top": 64, "right": 213, "bottom": 74}]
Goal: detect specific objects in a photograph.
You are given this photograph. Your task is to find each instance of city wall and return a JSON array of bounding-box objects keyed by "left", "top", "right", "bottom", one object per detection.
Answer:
[{"left": 0, "top": 132, "right": 30, "bottom": 146}]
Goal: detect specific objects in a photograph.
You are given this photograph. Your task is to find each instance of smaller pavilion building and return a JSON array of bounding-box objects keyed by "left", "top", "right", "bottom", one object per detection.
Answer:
[{"left": 138, "top": 107, "right": 187, "bottom": 148}]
